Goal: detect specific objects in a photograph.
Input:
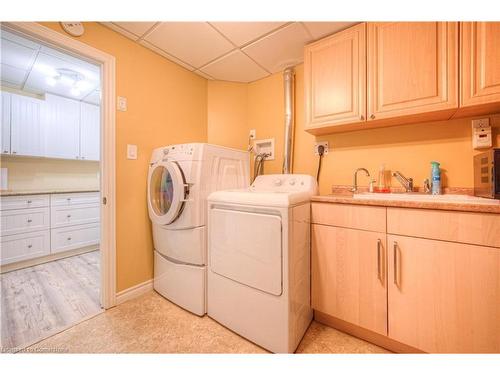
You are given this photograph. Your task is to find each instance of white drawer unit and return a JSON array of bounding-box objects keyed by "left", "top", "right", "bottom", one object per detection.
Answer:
[
  {"left": 1, "top": 194, "right": 50, "bottom": 211},
  {"left": 50, "top": 203, "right": 100, "bottom": 228},
  {"left": 0, "top": 230, "right": 50, "bottom": 265},
  {"left": 51, "top": 192, "right": 100, "bottom": 207},
  {"left": 50, "top": 223, "right": 99, "bottom": 254},
  {"left": 0, "top": 207, "right": 50, "bottom": 236}
]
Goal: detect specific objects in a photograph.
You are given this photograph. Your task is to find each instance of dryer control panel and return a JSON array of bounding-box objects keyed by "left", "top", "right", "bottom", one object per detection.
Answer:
[{"left": 251, "top": 174, "right": 318, "bottom": 194}]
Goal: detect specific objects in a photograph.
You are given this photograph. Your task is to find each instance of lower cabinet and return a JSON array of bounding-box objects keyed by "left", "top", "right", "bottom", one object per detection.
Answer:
[
  {"left": 387, "top": 234, "right": 500, "bottom": 353},
  {"left": 51, "top": 223, "right": 100, "bottom": 254},
  {"left": 0, "top": 230, "right": 50, "bottom": 264},
  {"left": 311, "top": 202, "right": 500, "bottom": 353},
  {"left": 312, "top": 224, "right": 388, "bottom": 335},
  {"left": 0, "top": 192, "right": 100, "bottom": 267}
]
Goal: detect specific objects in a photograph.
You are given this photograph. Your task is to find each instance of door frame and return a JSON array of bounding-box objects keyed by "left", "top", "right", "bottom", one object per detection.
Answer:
[{"left": 2, "top": 22, "right": 117, "bottom": 309}]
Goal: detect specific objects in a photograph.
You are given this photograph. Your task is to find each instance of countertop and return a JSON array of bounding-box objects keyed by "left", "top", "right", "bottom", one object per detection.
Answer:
[
  {"left": 0, "top": 189, "right": 99, "bottom": 197},
  {"left": 312, "top": 194, "right": 500, "bottom": 214}
]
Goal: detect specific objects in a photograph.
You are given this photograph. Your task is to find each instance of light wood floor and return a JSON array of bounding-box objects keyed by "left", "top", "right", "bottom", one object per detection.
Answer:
[{"left": 0, "top": 251, "right": 102, "bottom": 349}]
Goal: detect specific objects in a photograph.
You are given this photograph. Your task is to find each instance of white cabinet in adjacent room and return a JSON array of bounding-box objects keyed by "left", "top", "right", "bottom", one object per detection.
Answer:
[
  {"left": 42, "top": 93, "right": 81, "bottom": 160},
  {"left": 1, "top": 91, "right": 11, "bottom": 155},
  {"left": 80, "top": 102, "right": 100, "bottom": 161},
  {"left": 10, "top": 93, "right": 44, "bottom": 157}
]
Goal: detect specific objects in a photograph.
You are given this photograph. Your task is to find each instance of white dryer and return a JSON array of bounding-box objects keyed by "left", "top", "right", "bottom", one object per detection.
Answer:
[
  {"left": 207, "top": 174, "right": 318, "bottom": 353},
  {"left": 148, "top": 143, "right": 249, "bottom": 316}
]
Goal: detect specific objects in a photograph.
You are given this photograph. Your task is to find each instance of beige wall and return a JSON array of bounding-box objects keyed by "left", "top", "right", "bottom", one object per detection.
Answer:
[
  {"left": 208, "top": 64, "right": 500, "bottom": 195},
  {"left": 1, "top": 156, "right": 99, "bottom": 191},
  {"left": 41, "top": 22, "right": 208, "bottom": 293}
]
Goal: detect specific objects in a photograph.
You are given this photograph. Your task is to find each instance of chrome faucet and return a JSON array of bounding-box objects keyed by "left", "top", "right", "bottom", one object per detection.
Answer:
[
  {"left": 392, "top": 171, "right": 414, "bottom": 192},
  {"left": 351, "top": 168, "right": 370, "bottom": 192}
]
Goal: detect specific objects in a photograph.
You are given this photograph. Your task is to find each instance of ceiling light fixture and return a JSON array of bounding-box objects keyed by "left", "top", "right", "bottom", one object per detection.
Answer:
[
  {"left": 45, "top": 75, "right": 60, "bottom": 86},
  {"left": 70, "top": 86, "right": 81, "bottom": 97}
]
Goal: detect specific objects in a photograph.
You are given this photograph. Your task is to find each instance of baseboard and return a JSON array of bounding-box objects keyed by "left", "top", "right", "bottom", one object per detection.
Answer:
[
  {"left": 115, "top": 279, "right": 154, "bottom": 305},
  {"left": 314, "top": 310, "right": 424, "bottom": 354}
]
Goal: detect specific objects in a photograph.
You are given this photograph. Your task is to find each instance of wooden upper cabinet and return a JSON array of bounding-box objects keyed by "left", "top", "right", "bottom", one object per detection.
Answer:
[
  {"left": 304, "top": 23, "right": 366, "bottom": 133},
  {"left": 459, "top": 22, "right": 500, "bottom": 116},
  {"left": 367, "top": 22, "right": 458, "bottom": 122}
]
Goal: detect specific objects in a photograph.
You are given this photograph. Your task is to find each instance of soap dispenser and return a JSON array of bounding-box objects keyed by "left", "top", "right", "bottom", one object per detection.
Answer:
[{"left": 430, "top": 161, "right": 441, "bottom": 195}]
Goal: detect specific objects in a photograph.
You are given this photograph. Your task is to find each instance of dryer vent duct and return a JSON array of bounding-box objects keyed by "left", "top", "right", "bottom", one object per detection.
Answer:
[{"left": 282, "top": 67, "right": 295, "bottom": 174}]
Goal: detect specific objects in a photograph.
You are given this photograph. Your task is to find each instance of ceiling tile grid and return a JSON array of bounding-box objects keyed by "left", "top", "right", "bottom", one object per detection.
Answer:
[{"left": 102, "top": 21, "right": 358, "bottom": 83}]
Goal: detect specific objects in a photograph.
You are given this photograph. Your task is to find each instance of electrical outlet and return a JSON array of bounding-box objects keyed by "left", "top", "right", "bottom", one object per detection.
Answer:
[
  {"left": 314, "top": 141, "right": 329, "bottom": 155},
  {"left": 249, "top": 129, "right": 256, "bottom": 140}
]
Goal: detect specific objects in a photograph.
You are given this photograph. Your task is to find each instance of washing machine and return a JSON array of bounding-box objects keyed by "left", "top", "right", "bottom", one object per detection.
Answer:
[
  {"left": 148, "top": 143, "right": 249, "bottom": 316},
  {"left": 207, "top": 174, "right": 318, "bottom": 353}
]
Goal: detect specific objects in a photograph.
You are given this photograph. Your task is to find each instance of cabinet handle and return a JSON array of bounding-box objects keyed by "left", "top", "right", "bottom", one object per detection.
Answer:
[
  {"left": 393, "top": 241, "right": 398, "bottom": 286},
  {"left": 27, "top": 244, "right": 32, "bottom": 248},
  {"left": 360, "top": 115, "right": 365, "bottom": 121},
  {"left": 370, "top": 114, "right": 375, "bottom": 120},
  {"left": 27, "top": 218, "right": 33, "bottom": 223},
  {"left": 12, "top": 151, "right": 17, "bottom": 154},
  {"left": 81, "top": 156, "right": 85, "bottom": 160},
  {"left": 76, "top": 156, "right": 79, "bottom": 159},
  {"left": 27, "top": 200, "right": 32, "bottom": 204},
  {"left": 3, "top": 150, "right": 8, "bottom": 153},
  {"left": 67, "top": 237, "right": 72, "bottom": 241},
  {"left": 67, "top": 198, "right": 71, "bottom": 201},
  {"left": 67, "top": 214, "right": 72, "bottom": 218},
  {"left": 377, "top": 239, "right": 382, "bottom": 282}
]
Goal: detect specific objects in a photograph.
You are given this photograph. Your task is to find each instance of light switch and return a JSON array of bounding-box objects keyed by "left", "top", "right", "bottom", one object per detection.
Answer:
[
  {"left": 117, "top": 96, "right": 127, "bottom": 111},
  {"left": 127, "top": 144, "right": 137, "bottom": 160}
]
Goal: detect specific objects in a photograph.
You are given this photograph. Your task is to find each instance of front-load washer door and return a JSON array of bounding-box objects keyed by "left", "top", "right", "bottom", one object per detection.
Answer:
[
  {"left": 148, "top": 160, "right": 187, "bottom": 226},
  {"left": 209, "top": 208, "right": 282, "bottom": 296}
]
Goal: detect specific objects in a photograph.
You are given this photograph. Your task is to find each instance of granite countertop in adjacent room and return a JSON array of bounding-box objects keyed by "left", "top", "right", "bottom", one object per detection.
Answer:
[
  {"left": 312, "top": 186, "right": 500, "bottom": 214},
  {"left": 0, "top": 189, "right": 100, "bottom": 197}
]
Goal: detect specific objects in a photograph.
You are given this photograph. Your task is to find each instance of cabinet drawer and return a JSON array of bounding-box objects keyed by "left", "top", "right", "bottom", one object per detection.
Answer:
[
  {"left": 387, "top": 208, "right": 500, "bottom": 248},
  {"left": 51, "top": 192, "right": 100, "bottom": 207},
  {"left": 50, "top": 203, "right": 100, "bottom": 228},
  {"left": 1, "top": 194, "right": 49, "bottom": 210},
  {"left": 0, "top": 230, "right": 50, "bottom": 265},
  {"left": 0, "top": 207, "right": 50, "bottom": 236},
  {"left": 311, "top": 202, "right": 386, "bottom": 232},
  {"left": 50, "top": 223, "right": 99, "bottom": 254}
]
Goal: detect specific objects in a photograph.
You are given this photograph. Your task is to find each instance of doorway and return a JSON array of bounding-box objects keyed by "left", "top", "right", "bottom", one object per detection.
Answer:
[{"left": 0, "top": 22, "right": 116, "bottom": 349}]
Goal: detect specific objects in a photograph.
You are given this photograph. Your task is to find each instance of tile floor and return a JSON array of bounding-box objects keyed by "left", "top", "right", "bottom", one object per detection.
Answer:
[{"left": 27, "top": 291, "right": 390, "bottom": 354}]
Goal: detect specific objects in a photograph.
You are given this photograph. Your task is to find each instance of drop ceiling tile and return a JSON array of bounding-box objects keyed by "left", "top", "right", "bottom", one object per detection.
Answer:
[
  {"left": 101, "top": 22, "right": 140, "bottom": 41},
  {"left": 112, "top": 22, "right": 157, "bottom": 38},
  {"left": 2, "top": 30, "right": 40, "bottom": 50},
  {"left": 242, "top": 23, "right": 312, "bottom": 74},
  {"left": 138, "top": 40, "right": 195, "bottom": 71},
  {"left": 1, "top": 38, "right": 38, "bottom": 70},
  {"left": 1, "top": 64, "right": 27, "bottom": 86},
  {"left": 210, "top": 22, "right": 287, "bottom": 47},
  {"left": 143, "top": 22, "right": 234, "bottom": 69},
  {"left": 302, "top": 22, "right": 359, "bottom": 40},
  {"left": 200, "top": 50, "right": 269, "bottom": 83}
]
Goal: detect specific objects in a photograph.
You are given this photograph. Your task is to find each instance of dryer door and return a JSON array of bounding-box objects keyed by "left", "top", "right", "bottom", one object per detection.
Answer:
[
  {"left": 209, "top": 208, "right": 283, "bottom": 296},
  {"left": 148, "top": 160, "right": 187, "bottom": 226}
]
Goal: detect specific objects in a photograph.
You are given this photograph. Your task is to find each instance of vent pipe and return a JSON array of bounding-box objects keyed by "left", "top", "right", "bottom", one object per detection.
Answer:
[{"left": 282, "top": 67, "right": 295, "bottom": 174}]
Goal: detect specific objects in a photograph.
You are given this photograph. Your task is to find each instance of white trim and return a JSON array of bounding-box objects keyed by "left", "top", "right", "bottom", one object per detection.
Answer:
[
  {"left": 3, "top": 22, "right": 117, "bottom": 309},
  {"left": 115, "top": 279, "right": 154, "bottom": 305}
]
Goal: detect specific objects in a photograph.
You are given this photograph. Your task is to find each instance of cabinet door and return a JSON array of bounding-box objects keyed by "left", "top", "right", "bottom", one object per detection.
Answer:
[
  {"left": 312, "top": 224, "right": 387, "bottom": 335},
  {"left": 80, "top": 102, "right": 100, "bottom": 161},
  {"left": 10, "top": 93, "right": 44, "bottom": 157},
  {"left": 387, "top": 235, "right": 500, "bottom": 353},
  {"left": 42, "top": 94, "right": 80, "bottom": 160},
  {"left": 304, "top": 23, "right": 366, "bottom": 131},
  {"left": 460, "top": 22, "right": 500, "bottom": 114},
  {"left": 367, "top": 22, "right": 458, "bottom": 121},
  {"left": 1, "top": 91, "right": 11, "bottom": 155}
]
